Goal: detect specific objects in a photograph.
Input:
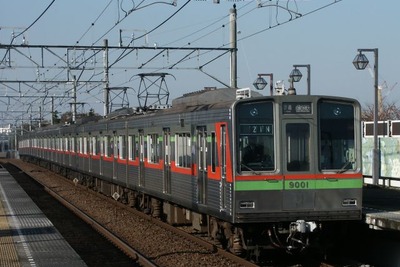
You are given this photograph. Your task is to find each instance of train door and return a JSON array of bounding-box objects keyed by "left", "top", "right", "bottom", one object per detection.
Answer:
[
  {"left": 163, "top": 128, "right": 171, "bottom": 194},
  {"left": 197, "top": 126, "right": 207, "bottom": 205},
  {"left": 138, "top": 130, "right": 145, "bottom": 187},
  {"left": 282, "top": 120, "right": 315, "bottom": 210},
  {"left": 220, "top": 124, "right": 228, "bottom": 211}
]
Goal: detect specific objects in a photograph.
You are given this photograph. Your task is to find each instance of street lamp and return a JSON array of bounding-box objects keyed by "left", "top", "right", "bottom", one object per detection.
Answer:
[
  {"left": 352, "top": 48, "right": 379, "bottom": 185},
  {"left": 253, "top": 73, "right": 274, "bottom": 96},
  {"left": 289, "top": 64, "right": 311, "bottom": 95}
]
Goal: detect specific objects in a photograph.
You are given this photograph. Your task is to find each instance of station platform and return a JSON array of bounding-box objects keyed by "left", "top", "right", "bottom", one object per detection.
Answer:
[
  {"left": 363, "top": 185, "right": 400, "bottom": 231},
  {"left": 0, "top": 164, "right": 87, "bottom": 267}
]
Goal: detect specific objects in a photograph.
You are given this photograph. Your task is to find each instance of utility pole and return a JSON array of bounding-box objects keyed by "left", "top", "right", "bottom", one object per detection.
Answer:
[
  {"left": 72, "top": 75, "right": 77, "bottom": 123},
  {"left": 103, "top": 39, "right": 110, "bottom": 117},
  {"left": 230, "top": 4, "right": 237, "bottom": 89},
  {"left": 38, "top": 106, "right": 42, "bottom": 128},
  {"left": 51, "top": 96, "right": 54, "bottom": 125}
]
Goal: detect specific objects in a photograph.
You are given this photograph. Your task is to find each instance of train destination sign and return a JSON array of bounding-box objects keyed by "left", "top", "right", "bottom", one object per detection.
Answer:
[
  {"left": 240, "top": 124, "right": 273, "bottom": 135},
  {"left": 282, "top": 102, "right": 312, "bottom": 114}
]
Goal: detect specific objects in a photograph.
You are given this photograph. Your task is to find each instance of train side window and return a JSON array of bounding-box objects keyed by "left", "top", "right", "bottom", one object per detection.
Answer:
[
  {"left": 147, "top": 133, "right": 160, "bottom": 163},
  {"left": 96, "top": 136, "right": 101, "bottom": 155},
  {"left": 128, "top": 135, "right": 135, "bottom": 160},
  {"left": 119, "top": 135, "right": 125, "bottom": 159},
  {"left": 104, "top": 136, "right": 109, "bottom": 157},
  {"left": 286, "top": 123, "right": 310, "bottom": 171},
  {"left": 91, "top": 136, "right": 97, "bottom": 155},
  {"left": 175, "top": 133, "right": 191, "bottom": 168},
  {"left": 110, "top": 135, "right": 119, "bottom": 159},
  {"left": 77, "top": 137, "right": 82, "bottom": 154},
  {"left": 71, "top": 137, "right": 76, "bottom": 153},
  {"left": 65, "top": 138, "right": 68, "bottom": 152},
  {"left": 83, "top": 137, "right": 88, "bottom": 155}
]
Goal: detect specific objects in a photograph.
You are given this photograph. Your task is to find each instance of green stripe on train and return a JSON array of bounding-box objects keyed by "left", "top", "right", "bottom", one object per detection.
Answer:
[{"left": 235, "top": 179, "right": 362, "bottom": 191}]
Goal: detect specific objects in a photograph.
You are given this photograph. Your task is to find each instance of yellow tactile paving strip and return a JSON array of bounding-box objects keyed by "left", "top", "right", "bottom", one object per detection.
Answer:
[{"left": 0, "top": 196, "right": 21, "bottom": 267}]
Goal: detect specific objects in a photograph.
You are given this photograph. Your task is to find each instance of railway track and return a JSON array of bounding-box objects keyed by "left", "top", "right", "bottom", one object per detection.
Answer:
[
  {"left": 5, "top": 159, "right": 372, "bottom": 266},
  {"left": 4, "top": 159, "right": 257, "bottom": 267},
  {"left": 46, "top": 178, "right": 256, "bottom": 267},
  {"left": 44, "top": 186, "right": 157, "bottom": 267}
]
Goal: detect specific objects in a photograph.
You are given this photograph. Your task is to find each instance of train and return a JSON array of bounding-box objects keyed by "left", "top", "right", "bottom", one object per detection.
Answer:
[
  {"left": 0, "top": 138, "right": 10, "bottom": 158},
  {"left": 18, "top": 87, "right": 363, "bottom": 259}
]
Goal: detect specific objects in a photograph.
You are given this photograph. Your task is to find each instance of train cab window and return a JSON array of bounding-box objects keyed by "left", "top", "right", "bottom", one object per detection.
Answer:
[
  {"left": 319, "top": 101, "right": 356, "bottom": 171},
  {"left": 286, "top": 123, "right": 310, "bottom": 171},
  {"left": 236, "top": 101, "right": 274, "bottom": 172}
]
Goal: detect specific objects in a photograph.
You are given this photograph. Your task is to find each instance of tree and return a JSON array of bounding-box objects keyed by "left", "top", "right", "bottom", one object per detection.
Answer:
[{"left": 362, "top": 101, "right": 400, "bottom": 121}]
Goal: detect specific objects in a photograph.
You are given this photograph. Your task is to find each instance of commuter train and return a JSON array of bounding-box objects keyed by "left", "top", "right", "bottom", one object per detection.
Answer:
[
  {"left": 18, "top": 87, "right": 363, "bottom": 258},
  {"left": 0, "top": 138, "right": 9, "bottom": 158}
]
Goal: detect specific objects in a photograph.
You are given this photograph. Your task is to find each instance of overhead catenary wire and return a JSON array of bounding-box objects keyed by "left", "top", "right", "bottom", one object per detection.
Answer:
[
  {"left": 0, "top": 0, "right": 56, "bottom": 65},
  {"left": 1, "top": 0, "right": 346, "bottom": 123},
  {"left": 157, "top": 0, "right": 343, "bottom": 66},
  {"left": 92, "top": 0, "right": 177, "bottom": 46},
  {"left": 75, "top": 0, "right": 115, "bottom": 45},
  {"left": 237, "top": 0, "right": 342, "bottom": 42},
  {"left": 109, "top": 0, "right": 192, "bottom": 68}
]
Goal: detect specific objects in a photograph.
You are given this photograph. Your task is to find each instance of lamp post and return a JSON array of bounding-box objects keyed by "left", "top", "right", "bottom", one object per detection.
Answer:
[
  {"left": 353, "top": 48, "right": 379, "bottom": 185},
  {"left": 253, "top": 73, "right": 274, "bottom": 96},
  {"left": 289, "top": 64, "right": 311, "bottom": 95}
]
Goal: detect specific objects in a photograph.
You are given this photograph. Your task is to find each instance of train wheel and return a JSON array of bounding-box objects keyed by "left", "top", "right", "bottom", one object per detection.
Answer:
[
  {"left": 227, "top": 229, "right": 244, "bottom": 256},
  {"left": 151, "top": 198, "right": 162, "bottom": 218}
]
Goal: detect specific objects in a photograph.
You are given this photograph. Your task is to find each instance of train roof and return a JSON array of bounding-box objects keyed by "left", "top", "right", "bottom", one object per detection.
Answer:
[
  {"left": 172, "top": 87, "right": 262, "bottom": 107},
  {"left": 104, "top": 87, "right": 263, "bottom": 119}
]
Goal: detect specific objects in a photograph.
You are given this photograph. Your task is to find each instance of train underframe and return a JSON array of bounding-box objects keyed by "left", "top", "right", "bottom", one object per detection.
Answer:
[{"left": 22, "top": 156, "right": 339, "bottom": 261}]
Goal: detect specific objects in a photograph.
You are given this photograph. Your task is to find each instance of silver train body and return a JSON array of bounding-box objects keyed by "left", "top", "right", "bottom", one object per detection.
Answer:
[{"left": 18, "top": 88, "right": 363, "bottom": 256}]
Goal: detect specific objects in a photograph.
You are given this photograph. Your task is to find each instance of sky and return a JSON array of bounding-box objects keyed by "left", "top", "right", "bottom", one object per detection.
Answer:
[{"left": 0, "top": 0, "right": 399, "bottom": 122}]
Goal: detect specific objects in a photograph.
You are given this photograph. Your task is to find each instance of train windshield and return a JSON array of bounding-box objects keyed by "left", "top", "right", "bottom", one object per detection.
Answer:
[
  {"left": 236, "top": 101, "right": 274, "bottom": 172},
  {"left": 318, "top": 101, "right": 356, "bottom": 171}
]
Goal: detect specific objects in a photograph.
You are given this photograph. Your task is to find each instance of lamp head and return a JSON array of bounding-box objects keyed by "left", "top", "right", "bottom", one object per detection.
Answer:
[
  {"left": 253, "top": 76, "right": 267, "bottom": 90},
  {"left": 289, "top": 68, "right": 302, "bottom": 82},
  {"left": 353, "top": 52, "right": 369, "bottom": 70}
]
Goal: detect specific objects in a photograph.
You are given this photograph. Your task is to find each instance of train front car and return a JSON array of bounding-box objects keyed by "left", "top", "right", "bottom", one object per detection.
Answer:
[{"left": 231, "top": 95, "right": 362, "bottom": 257}]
